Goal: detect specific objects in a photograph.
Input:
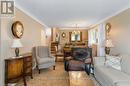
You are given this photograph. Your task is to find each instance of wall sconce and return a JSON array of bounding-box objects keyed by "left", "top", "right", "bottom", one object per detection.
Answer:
[{"left": 45, "top": 28, "right": 51, "bottom": 38}]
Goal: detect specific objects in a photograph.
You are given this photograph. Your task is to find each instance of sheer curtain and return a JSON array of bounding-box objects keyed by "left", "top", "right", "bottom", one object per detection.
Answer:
[
  {"left": 97, "top": 24, "right": 106, "bottom": 56},
  {"left": 88, "top": 24, "right": 106, "bottom": 56},
  {"left": 88, "top": 28, "right": 98, "bottom": 46}
]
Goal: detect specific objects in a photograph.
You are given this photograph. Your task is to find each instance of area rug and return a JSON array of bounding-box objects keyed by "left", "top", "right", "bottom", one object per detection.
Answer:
[{"left": 17, "top": 62, "right": 100, "bottom": 86}]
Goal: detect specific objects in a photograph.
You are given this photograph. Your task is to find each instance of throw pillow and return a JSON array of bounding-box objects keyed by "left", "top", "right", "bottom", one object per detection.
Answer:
[
  {"left": 105, "top": 55, "right": 121, "bottom": 71},
  {"left": 120, "top": 55, "right": 130, "bottom": 75}
]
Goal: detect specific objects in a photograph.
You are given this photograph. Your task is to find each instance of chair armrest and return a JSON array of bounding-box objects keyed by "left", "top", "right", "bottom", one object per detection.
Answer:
[
  {"left": 93, "top": 57, "right": 105, "bottom": 66},
  {"left": 84, "top": 58, "right": 92, "bottom": 64},
  {"left": 34, "top": 56, "right": 41, "bottom": 64},
  {"left": 50, "top": 55, "right": 55, "bottom": 58},
  {"left": 49, "top": 55, "right": 56, "bottom": 61}
]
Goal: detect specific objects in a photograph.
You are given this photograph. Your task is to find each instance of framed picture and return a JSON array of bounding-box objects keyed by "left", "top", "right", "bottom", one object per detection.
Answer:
[{"left": 61, "top": 32, "right": 66, "bottom": 38}]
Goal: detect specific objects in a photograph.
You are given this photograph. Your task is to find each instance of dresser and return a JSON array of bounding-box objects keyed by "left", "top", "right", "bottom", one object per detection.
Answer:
[{"left": 5, "top": 53, "right": 33, "bottom": 86}]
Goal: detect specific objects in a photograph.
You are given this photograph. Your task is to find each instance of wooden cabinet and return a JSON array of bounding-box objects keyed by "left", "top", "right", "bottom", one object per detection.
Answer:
[
  {"left": 23, "top": 55, "right": 33, "bottom": 78},
  {"left": 5, "top": 53, "right": 33, "bottom": 86}
]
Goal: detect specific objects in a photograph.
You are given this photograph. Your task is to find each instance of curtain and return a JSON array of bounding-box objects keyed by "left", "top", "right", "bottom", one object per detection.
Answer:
[
  {"left": 97, "top": 24, "right": 106, "bottom": 56},
  {"left": 88, "top": 24, "right": 106, "bottom": 56},
  {"left": 88, "top": 27, "right": 98, "bottom": 46}
]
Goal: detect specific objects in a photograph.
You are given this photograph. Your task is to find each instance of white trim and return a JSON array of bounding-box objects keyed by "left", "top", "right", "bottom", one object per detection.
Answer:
[
  {"left": 89, "top": 4, "right": 130, "bottom": 28},
  {"left": 59, "top": 27, "right": 88, "bottom": 30},
  {"left": 15, "top": 4, "right": 49, "bottom": 28}
]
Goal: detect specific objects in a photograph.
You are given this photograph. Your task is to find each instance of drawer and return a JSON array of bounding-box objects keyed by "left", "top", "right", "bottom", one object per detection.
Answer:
[
  {"left": 25, "top": 67, "right": 32, "bottom": 73},
  {"left": 25, "top": 62, "right": 32, "bottom": 68},
  {"left": 24, "top": 56, "right": 32, "bottom": 62}
]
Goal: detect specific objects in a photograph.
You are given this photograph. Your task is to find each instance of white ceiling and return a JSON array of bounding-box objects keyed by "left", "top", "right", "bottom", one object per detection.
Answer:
[{"left": 15, "top": 0, "right": 130, "bottom": 28}]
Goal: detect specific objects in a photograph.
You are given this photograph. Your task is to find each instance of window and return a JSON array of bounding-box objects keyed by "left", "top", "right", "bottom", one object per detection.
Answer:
[{"left": 88, "top": 28, "right": 98, "bottom": 45}]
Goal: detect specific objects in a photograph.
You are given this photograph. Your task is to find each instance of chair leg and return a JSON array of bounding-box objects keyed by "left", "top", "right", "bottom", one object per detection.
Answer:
[
  {"left": 31, "top": 74, "right": 33, "bottom": 79},
  {"left": 38, "top": 69, "right": 41, "bottom": 74},
  {"left": 55, "top": 55, "right": 57, "bottom": 62},
  {"left": 53, "top": 66, "right": 55, "bottom": 70},
  {"left": 36, "top": 65, "right": 40, "bottom": 74}
]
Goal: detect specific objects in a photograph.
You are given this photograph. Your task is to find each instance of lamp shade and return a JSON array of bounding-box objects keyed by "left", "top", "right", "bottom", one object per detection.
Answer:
[
  {"left": 11, "top": 39, "right": 23, "bottom": 48},
  {"left": 105, "top": 39, "right": 114, "bottom": 47}
]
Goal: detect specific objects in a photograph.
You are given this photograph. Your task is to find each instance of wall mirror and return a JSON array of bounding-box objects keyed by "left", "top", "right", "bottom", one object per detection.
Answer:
[{"left": 69, "top": 31, "right": 82, "bottom": 42}]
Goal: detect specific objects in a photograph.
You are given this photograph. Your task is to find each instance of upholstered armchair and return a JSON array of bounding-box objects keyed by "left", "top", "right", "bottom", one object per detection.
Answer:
[
  {"left": 64, "top": 47, "right": 92, "bottom": 74},
  {"left": 32, "top": 46, "right": 55, "bottom": 73}
]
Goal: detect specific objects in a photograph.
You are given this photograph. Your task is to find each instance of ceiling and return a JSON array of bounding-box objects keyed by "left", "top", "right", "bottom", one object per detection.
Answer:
[{"left": 15, "top": 0, "right": 130, "bottom": 28}]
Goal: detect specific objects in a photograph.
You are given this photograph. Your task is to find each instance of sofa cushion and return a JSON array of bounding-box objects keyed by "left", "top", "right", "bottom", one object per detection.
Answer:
[
  {"left": 116, "top": 81, "right": 130, "bottom": 86},
  {"left": 93, "top": 57, "right": 105, "bottom": 66},
  {"left": 105, "top": 55, "right": 121, "bottom": 70},
  {"left": 121, "top": 55, "right": 130, "bottom": 75},
  {"left": 96, "top": 66, "right": 130, "bottom": 86}
]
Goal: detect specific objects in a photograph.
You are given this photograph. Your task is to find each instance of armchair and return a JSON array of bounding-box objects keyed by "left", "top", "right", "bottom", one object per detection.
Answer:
[
  {"left": 32, "top": 46, "right": 55, "bottom": 74},
  {"left": 64, "top": 47, "right": 92, "bottom": 74}
]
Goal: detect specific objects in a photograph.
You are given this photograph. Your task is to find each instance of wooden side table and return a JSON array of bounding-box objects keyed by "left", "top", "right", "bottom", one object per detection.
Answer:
[
  {"left": 22, "top": 53, "right": 33, "bottom": 79},
  {"left": 5, "top": 53, "right": 33, "bottom": 86}
]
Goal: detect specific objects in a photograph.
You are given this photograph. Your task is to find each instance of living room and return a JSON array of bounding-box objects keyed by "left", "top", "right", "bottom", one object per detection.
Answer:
[{"left": 1, "top": 0, "right": 130, "bottom": 86}]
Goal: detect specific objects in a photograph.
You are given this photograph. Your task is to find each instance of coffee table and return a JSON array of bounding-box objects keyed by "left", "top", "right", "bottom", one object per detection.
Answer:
[{"left": 69, "top": 71, "right": 94, "bottom": 86}]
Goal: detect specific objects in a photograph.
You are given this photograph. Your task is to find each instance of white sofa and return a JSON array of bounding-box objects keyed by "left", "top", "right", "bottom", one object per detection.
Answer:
[{"left": 93, "top": 55, "right": 130, "bottom": 86}]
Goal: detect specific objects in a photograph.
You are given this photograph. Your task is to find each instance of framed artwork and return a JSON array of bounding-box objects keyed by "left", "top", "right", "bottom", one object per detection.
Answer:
[
  {"left": 11, "top": 21, "right": 24, "bottom": 38},
  {"left": 105, "top": 23, "right": 111, "bottom": 33},
  {"left": 61, "top": 32, "right": 66, "bottom": 38}
]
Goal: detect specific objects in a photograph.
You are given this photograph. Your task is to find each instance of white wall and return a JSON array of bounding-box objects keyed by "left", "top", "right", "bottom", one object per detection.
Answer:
[
  {"left": 0, "top": 8, "right": 46, "bottom": 85},
  {"left": 106, "top": 8, "right": 130, "bottom": 55}
]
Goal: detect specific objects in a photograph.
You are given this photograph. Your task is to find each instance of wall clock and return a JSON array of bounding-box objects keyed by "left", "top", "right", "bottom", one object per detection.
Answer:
[
  {"left": 105, "top": 23, "right": 111, "bottom": 33},
  {"left": 11, "top": 21, "right": 24, "bottom": 38}
]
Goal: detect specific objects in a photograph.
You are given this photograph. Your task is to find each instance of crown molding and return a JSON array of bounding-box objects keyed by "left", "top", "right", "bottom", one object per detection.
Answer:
[
  {"left": 89, "top": 4, "right": 130, "bottom": 28},
  {"left": 15, "top": 4, "right": 49, "bottom": 28},
  {"left": 59, "top": 27, "right": 88, "bottom": 30}
]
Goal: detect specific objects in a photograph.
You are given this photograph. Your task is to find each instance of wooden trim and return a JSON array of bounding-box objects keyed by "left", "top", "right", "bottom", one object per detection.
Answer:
[
  {"left": 80, "top": 32, "right": 82, "bottom": 42},
  {"left": 69, "top": 32, "right": 71, "bottom": 42}
]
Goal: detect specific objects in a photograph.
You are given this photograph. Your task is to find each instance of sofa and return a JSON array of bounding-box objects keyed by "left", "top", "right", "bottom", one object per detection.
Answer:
[{"left": 93, "top": 55, "right": 130, "bottom": 86}]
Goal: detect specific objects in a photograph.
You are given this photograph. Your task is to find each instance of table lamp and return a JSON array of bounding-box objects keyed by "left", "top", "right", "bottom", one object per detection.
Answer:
[
  {"left": 105, "top": 39, "right": 114, "bottom": 55},
  {"left": 11, "top": 39, "right": 23, "bottom": 57}
]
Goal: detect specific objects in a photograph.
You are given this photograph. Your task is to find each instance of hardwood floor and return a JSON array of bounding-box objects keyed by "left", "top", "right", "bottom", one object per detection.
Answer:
[{"left": 69, "top": 71, "right": 94, "bottom": 86}]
